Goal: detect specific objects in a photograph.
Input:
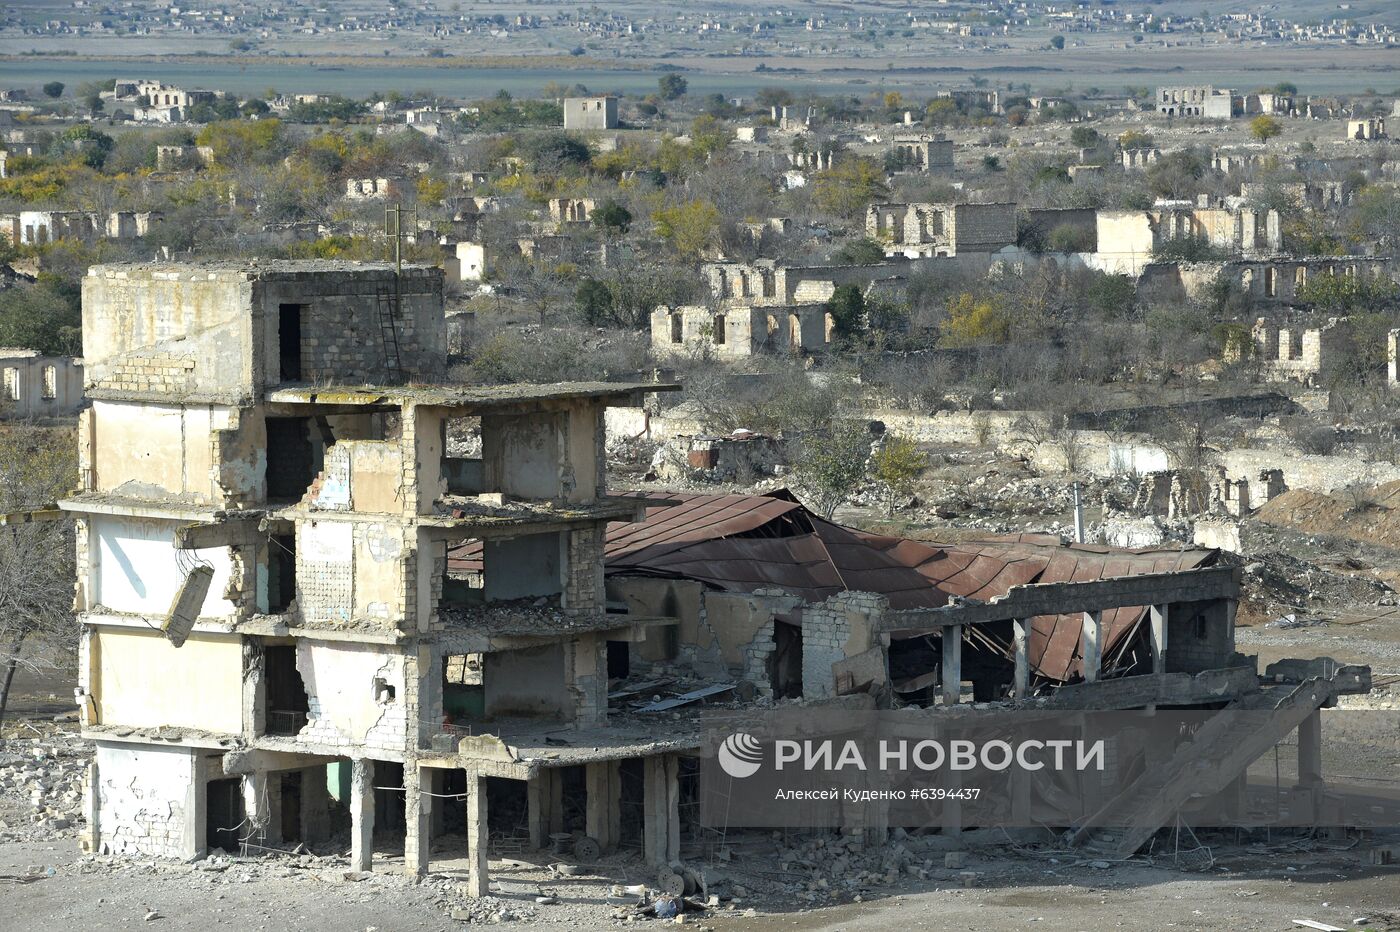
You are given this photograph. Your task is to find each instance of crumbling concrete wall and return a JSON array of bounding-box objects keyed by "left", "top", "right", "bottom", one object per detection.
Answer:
[
  {"left": 90, "top": 628, "right": 244, "bottom": 733},
  {"left": 296, "top": 640, "right": 409, "bottom": 755},
  {"left": 82, "top": 262, "right": 446, "bottom": 405},
  {"left": 801, "top": 592, "right": 884, "bottom": 701},
  {"left": 483, "top": 645, "right": 570, "bottom": 718},
  {"left": 92, "top": 743, "right": 206, "bottom": 858},
  {"left": 88, "top": 515, "right": 243, "bottom": 620}
]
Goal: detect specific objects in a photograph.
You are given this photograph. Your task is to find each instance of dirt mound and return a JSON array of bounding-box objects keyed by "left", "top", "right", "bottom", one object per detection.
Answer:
[{"left": 1255, "top": 483, "right": 1400, "bottom": 551}]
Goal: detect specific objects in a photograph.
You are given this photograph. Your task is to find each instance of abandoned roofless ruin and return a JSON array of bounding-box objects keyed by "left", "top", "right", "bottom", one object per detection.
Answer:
[{"left": 50, "top": 260, "right": 1376, "bottom": 904}]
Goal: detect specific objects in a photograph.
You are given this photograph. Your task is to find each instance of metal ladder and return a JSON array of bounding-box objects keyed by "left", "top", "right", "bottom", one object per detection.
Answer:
[{"left": 376, "top": 283, "right": 404, "bottom": 384}]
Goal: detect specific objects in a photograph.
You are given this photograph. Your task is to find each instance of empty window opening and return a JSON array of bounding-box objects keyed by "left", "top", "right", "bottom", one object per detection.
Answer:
[
  {"left": 442, "top": 653, "right": 485, "bottom": 729},
  {"left": 1194, "top": 614, "right": 1209, "bottom": 640},
  {"left": 206, "top": 777, "right": 245, "bottom": 854},
  {"left": 41, "top": 365, "right": 56, "bottom": 400},
  {"left": 2, "top": 367, "right": 18, "bottom": 401},
  {"left": 266, "top": 533, "right": 296, "bottom": 613},
  {"left": 265, "top": 417, "right": 317, "bottom": 502},
  {"left": 278, "top": 303, "right": 305, "bottom": 382},
  {"left": 669, "top": 313, "right": 683, "bottom": 344},
  {"left": 712, "top": 315, "right": 726, "bottom": 345},
  {"left": 373, "top": 677, "right": 396, "bottom": 704},
  {"left": 264, "top": 643, "right": 310, "bottom": 736},
  {"left": 486, "top": 777, "right": 529, "bottom": 837},
  {"left": 770, "top": 620, "right": 803, "bottom": 700}
]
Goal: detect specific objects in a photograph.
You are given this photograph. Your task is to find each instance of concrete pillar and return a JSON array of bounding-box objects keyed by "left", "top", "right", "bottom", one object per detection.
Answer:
[
  {"left": 1081, "top": 611, "right": 1103, "bottom": 683},
  {"left": 643, "top": 754, "right": 680, "bottom": 867},
  {"left": 349, "top": 759, "right": 375, "bottom": 873},
  {"left": 941, "top": 624, "right": 962, "bottom": 706},
  {"left": 527, "top": 771, "right": 547, "bottom": 850},
  {"left": 1012, "top": 619, "right": 1030, "bottom": 698},
  {"left": 183, "top": 752, "right": 209, "bottom": 861},
  {"left": 1149, "top": 604, "right": 1168, "bottom": 674},
  {"left": 404, "top": 764, "right": 433, "bottom": 877},
  {"left": 585, "top": 760, "right": 622, "bottom": 852},
  {"left": 242, "top": 770, "right": 280, "bottom": 851},
  {"left": 79, "top": 759, "right": 100, "bottom": 854},
  {"left": 429, "top": 769, "right": 447, "bottom": 838},
  {"left": 1297, "top": 711, "right": 1323, "bottom": 787},
  {"left": 465, "top": 772, "right": 489, "bottom": 897},
  {"left": 301, "top": 765, "right": 331, "bottom": 844}
]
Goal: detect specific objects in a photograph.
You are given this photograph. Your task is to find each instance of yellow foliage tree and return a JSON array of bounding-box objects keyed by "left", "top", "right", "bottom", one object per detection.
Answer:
[
  {"left": 652, "top": 198, "right": 721, "bottom": 259},
  {"left": 812, "top": 157, "right": 889, "bottom": 218},
  {"left": 940, "top": 293, "right": 1014, "bottom": 347}
]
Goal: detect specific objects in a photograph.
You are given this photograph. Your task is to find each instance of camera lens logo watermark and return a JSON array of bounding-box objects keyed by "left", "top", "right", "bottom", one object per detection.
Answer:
[{"left": 717, "top": 733, "right": 764, "bottom": 778}]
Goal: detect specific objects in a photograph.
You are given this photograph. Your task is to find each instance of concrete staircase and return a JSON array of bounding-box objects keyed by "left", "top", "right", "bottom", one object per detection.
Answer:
[{"left": 1068, "top": 678, "right": 1336, "bottom": 860}]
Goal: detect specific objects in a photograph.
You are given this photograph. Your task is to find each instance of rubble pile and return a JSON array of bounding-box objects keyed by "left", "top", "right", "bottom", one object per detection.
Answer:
[{"left": 0, "top": 730, "right": 90, "bottom": 840}]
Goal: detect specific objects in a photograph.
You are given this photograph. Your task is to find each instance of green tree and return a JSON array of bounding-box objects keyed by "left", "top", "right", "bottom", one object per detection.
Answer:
[
  {"left": 1070, "top": 126, "right": 1100, "bottom": 148},
  {"left": 833, "top": 238, "right": 887, "bottom": 264},
  {"left": 41, "top": 81, "right": 64, "bottom": 99},
  {"left": 1050, "top": 34, "right": 1066, "bottom": 50},
  {"left": 0, "top": 277, "right": 82, "bottom": 355},
  {"left": 872, "top": 434, "right": 927, "bottom": 516},
  {"left": 797, "top": 422, "right": 871, "bottom": 519},
  {"left": 592, "top": 199, "right": 632, "bottom": 234},
  {"left": 825, "top": 284, "right": 865, "bottom": 339},
  {"left": 574, "top": 278, "right": 613, "bottom": 325},
  {"left": 658, "top": 73, "right": 689, "bottom": 100}
]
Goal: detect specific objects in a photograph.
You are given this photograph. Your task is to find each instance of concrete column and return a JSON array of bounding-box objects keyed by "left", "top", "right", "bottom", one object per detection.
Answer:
[
  {"left": 1149, "top": 604, "right": 1168, "bottom": 674},
  {"left": 1012, "top": 619, "right": 1030, "bottom": 699},
  {"left": 242, "top": 770, "right": 279, "bottom": 851},
  {"left": 1081, "top": 611, "right": 1103, "bottom": 683},
  {"left": 429, "top": 769, "right": 447, "bottom": 838},
  {"left": 644, "top": 754, "right": 681, "bottom": 867},
  {"left": 349, "top": 759, "right": 375, "bottom": 873},
  {"left": 79, "top": 759, "right": 100, "bottom": 854},
  {"left": 585, "top": 760, "right": 622, "bottom": 852},
  {"left": 182, "top": 752, "right": 208, "bottom": 861},
  {"left": 404, "top": 764, "right": 433, "bottom": 877},
  {"left": 465, "top": 772, "right": 489, "bottom": 897},
  {"left": 1297, "top": 711, "right": 1323, "bottom": 787},
  {"left": 300, "top": 765, "right": 331, "bottom": 844},
  {"left": 527, "top": 771, "right": 547, "bottom": 850},
  {"left": 547, "top": 768, "right": 564, "bottom": 835},
  {"left": 941, "top": 624, "right": 962, "bottom": 706}
]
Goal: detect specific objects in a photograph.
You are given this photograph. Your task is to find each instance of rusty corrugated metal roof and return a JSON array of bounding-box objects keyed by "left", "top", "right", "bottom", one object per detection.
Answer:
[{"left": 447, "top": 490, "right": 1216, "bottom": 682}]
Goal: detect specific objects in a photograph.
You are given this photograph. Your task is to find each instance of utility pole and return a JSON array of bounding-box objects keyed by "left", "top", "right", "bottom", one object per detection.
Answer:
[{"left": 383, "top": 203, "right": 417, "bottom": 276}]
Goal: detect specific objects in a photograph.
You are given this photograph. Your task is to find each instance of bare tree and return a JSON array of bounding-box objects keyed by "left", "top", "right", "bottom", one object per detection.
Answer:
[{"left": 0, "top": 424, "right": 77, "bottom": 730}]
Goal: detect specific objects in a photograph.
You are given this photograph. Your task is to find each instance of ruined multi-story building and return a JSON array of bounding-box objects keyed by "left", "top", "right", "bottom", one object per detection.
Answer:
[
  {"left": 1093, "top": 206, "right": 1282, "bottom": 275},
  {"left": 64, "top": 260, "right": 687, "bottom": 893},
  {"left": 888, "top": 134, "right": 954, "bottom": 173},
  {"left": 651, "top": 304, "right": 833, "bottom": 358},
  {"left": 866, "top": 202, "right": 1018, "bottom": 258},
  {"left": 1155, "top": 85, "right": 1240, "bottom": 119}
]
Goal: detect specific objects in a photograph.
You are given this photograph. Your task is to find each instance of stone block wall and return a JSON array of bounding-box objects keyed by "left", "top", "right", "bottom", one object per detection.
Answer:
[{"left": 801, "top": 592, "right": 885, "bottom": 700}]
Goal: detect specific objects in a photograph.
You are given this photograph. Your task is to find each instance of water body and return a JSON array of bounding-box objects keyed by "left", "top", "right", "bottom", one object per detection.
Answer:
[{"left": 0, "top": 55, "right": 1383, "bottom": 100}]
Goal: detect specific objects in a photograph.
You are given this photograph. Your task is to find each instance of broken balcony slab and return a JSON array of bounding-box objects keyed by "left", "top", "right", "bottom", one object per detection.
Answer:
[
  {"left": 58, "top": 491, "right": 264, "bottom": 523},
  {"left": 423, "top": 494, "right": 646, "bottom": 536},
  {"left": 266, "top": 381, "right": 680, "bottom": 413}
]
